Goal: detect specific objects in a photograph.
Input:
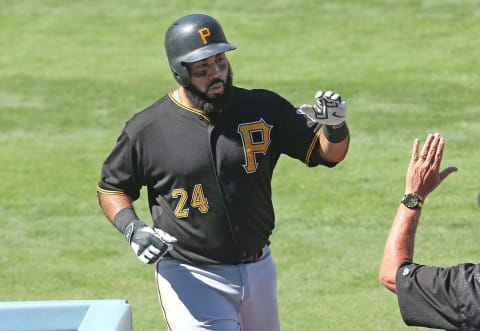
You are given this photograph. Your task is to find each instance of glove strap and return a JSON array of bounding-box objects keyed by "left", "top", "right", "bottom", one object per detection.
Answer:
[
  {"left": 323, "top": 123, "right": 349, "bottom": 143},
  {"left": 113, "top": 208, "right": 147, "bottom": 243}
]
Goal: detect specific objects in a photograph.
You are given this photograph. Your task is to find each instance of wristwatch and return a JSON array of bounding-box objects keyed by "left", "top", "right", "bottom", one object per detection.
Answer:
[{"left": 401, "top": 193, "right": 424, "bottom": 209}]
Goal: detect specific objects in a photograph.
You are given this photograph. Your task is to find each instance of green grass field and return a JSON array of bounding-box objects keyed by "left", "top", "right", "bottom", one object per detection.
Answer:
[{"left": 1, "top": 1, "right": 479, "bottom": 330}]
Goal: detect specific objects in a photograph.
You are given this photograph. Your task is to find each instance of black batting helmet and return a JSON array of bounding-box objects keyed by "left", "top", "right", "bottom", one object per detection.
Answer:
[{"left": 165, "top": 14, "right": 236, "bottom": 86}]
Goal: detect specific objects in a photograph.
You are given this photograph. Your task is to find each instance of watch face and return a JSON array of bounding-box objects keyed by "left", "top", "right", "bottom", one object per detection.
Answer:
[
  {"left": 406, "top": 196, "right": 418, "bottom": 207},
  {"left": 403, "top": 194, "right": 421, "bottom": 208}
]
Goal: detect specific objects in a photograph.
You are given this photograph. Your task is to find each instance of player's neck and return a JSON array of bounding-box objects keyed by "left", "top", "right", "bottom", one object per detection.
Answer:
[{"left": 175, "top": 87, "right": 193, "bottom": 108}]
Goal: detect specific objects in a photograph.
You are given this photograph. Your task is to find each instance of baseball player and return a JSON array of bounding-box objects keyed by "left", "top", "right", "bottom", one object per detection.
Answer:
[
  {"left": 97, "top": 14, "right": 350, "bottom": 331},
  {"left": 378, "top": 133, "right": 480, "bottom": 330}
]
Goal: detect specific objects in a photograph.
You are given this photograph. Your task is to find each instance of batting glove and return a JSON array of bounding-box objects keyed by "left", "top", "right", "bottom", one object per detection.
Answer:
[
  {"left": 298, "top": 90, "right": 348, "bottom": 126},
  {"left": 128, "top": 226, "right": 177, "bottom": 264},
  {"left": 114, "top": 208, "right": 177, "bottom": 264}
]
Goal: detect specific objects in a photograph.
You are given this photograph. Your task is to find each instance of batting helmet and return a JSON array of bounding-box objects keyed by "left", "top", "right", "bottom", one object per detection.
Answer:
[{"left": 165, "top": 14, "right": 236, "bottom": 86}]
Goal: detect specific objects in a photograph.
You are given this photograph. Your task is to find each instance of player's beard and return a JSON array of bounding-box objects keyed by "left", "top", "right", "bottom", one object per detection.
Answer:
[{"left": 185, "top": 65, "right": 233, "bottom": 116}]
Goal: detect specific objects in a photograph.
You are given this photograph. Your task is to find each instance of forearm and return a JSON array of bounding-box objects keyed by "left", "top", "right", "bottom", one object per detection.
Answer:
[
  {"left": 318, "top": 124, "right": 350, "bottom": 163},
  {"left": 97, "top": 192, "right": 134, "bottom": 224},
  {"left": 97, "top": 191, "right": 176, "bottom": 264},
  {"left": 379, "top": 205, "right": 421, "bottom": 293}
]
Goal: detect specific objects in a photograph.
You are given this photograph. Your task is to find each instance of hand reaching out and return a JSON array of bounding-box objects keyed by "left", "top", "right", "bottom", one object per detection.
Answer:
[{"left": 405, "top": 133, "right": 457, "bottom": 201}]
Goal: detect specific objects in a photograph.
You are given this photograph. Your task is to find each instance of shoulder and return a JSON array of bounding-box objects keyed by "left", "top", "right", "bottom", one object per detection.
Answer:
[
  {"left": 130, "top": 95, "right": 172, "bottom": 122},
  {"left": 123, "top": 95, "right": 173, "bottom": 133},
  {"left": 396, "top": 261, "right": 480, "bottom": 284},
  {"left": 233, "top": 86, "right": 286, "bottom": 100},
  {"left": 396, "top": 262, "right": 480, "bottom": 329},
  {"left": 231, "top": 86, "right": 294, "bottom": 110}
]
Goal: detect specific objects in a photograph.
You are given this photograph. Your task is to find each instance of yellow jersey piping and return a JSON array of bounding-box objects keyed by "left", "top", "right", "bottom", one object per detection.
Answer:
[
  {"left": 96, "top": 185, "right": 126, "bottom": 195},
  {"left": 305, "top": 129, "right": 321, "bottom": 166},
  {"left": 168, "top": 91, "right": 211, "bottom": 123}
]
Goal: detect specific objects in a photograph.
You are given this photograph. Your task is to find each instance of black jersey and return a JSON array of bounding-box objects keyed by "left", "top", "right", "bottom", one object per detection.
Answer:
[
  {"left": 396, "top": 262, "right": 480, "bottom": 331},
  {"left": 98, "top": 86, "right": 334, "bottom": 264}
]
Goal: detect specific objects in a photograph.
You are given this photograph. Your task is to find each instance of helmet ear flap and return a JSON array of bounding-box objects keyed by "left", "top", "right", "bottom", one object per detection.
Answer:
[{"left": 172, "top": 64, "right": 189, "bottom": 87}]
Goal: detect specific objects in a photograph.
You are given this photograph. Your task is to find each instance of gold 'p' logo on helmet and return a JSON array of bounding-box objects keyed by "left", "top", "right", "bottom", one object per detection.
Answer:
[{"left": 198, "top": 27, "right": 211, "bottom": 45}]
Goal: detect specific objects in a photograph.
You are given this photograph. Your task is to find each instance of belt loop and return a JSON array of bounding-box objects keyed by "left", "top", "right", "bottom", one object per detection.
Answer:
[{"left": 240, "top": 248, "right": 263, "bottom": 264}]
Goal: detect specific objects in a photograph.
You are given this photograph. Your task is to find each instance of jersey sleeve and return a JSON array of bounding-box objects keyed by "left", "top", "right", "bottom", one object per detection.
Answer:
[
  {"left": 97, "top": 128, "right": 144, "bottom": 201},
  {"left": 268, "top": 92, "right": 328, "bottom": 167},
  {"left": 396, "top": 262, "right": 480, "bottom": 330}
]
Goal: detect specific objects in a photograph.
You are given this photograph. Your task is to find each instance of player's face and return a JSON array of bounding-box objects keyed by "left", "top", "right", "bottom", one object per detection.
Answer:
[{"left": 187, "top": 53, "right": 229, "bottom": 98}]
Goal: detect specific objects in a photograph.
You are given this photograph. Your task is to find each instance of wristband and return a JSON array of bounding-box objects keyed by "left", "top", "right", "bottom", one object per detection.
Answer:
[
  {"left": 323, "top": 122, "right": 349, "bottom": 143},
  {"left": 113, "top": 208, "right": 147, "bottom": 242}
]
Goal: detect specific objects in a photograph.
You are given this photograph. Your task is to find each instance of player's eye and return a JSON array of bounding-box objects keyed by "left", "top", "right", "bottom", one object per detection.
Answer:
[
  {"left": 216, "top": 57, "right": 227, "bottom": 69},
  {"left": 191, "top": 70, "right": 207, "bottom": 78},
  {"left": 217, "top": 62, "right": 227, "bottom": 72}
]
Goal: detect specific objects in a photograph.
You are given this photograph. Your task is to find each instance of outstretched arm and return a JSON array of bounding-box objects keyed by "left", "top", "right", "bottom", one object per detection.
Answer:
[
  {"left": 318, "top": 125, "right": 350, "bottom": 163},
  {"left": 298, "top": 90, "right": 350, "bottom": 163},
  {"left": 379, "top": 133, "right": 457, "bottom": 293},
  {"left": 379, "top": 205, "right": 421, "bottom": 293}
]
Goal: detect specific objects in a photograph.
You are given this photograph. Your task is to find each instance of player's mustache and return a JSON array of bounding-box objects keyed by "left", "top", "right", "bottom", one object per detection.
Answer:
[{"left": 207, "top": 78, "right": 225, "bottom": 89}]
